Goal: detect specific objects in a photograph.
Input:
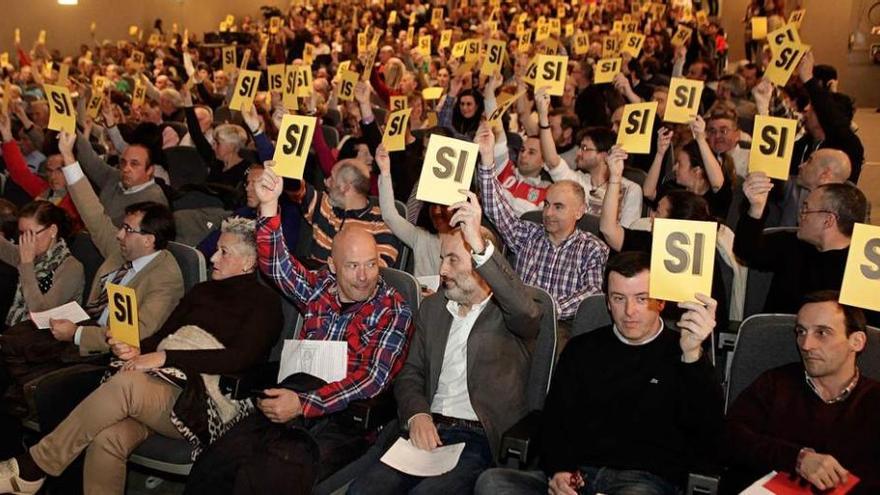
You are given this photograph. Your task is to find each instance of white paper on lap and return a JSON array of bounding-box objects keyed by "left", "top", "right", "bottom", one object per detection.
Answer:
[
  {"left": 278, "top": 339, "right": 348, "bottom": 384},
  {"left": 380, "top": 437, "right": 466, "bottom": 477},
  {"left": 30, "top": 301, "right": 90, "bottom": 329}
]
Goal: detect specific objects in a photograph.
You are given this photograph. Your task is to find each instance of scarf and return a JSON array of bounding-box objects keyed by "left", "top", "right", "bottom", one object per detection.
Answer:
[{"left": 6, "top": 238, "right": 71, "bottom": 326}]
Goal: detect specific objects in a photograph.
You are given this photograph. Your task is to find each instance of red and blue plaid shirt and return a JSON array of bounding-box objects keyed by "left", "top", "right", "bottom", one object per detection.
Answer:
[{"left": 257, "top": 214, "right": 414, "bottom": 418}]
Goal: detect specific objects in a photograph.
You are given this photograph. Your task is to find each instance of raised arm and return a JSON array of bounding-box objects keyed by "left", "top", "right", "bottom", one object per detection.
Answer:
[
  {"left": 74, "top": 132, "right": 120, "bottom": 190},
  {"left": 0, "top": 112, "right": 48, "bottom": 198},
  {"left": 599, "top": 146, "right": 628, "bottom": 251},
  {"left": 643, "top": 127, "right": 673, "bottom": 201},
  {"left": 375, "top": 144, "right": 421, "bottom": 248},
  {"left": 535, "top": 86, "right": 563, "bottom": 169},
  {"left": 690, "top": 115, "right": 725, "bottom": 192}
]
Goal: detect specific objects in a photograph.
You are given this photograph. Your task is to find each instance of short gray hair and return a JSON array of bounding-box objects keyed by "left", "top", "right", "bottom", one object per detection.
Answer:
[
  {"left": 214, "top": 124, "right": 248, "bottom": 151},
  {"left": 220, "top": 216, "right": 257, "bottom": 258}
]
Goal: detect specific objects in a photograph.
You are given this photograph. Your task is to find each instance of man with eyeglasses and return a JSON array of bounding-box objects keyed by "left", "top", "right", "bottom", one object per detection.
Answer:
[
  {"left": 723, "top": 291, "right": 880, "bottom": 494},
  {"left": 705, "top": 110, "right": 749, "bottom": 181},
  {"left": 535, "top": 88, "right": 643, "bottom": 227},
  {"left": 735, "top": 173, "right": 878, "bottom": 326},
  {"left": 768, "top": 149, "right": 853, "bottom": 228}
]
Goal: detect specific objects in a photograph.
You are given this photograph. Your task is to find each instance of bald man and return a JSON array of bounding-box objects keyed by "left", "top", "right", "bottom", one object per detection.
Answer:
[
  {"left": 772, "top": 149, "right": 852, "bottom": 227},
  {"left": 186, "top": 165, "right": 414, "bottom": 494}
]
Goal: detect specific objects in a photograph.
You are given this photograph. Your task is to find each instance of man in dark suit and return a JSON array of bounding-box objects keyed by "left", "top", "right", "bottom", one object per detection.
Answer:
[{"left": 348, "top": 191, "right": 542, "bottom": 494}]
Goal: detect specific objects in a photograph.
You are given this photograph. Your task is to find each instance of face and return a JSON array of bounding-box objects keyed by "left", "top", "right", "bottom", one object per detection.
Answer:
[
  {"left": 611, "top": 106, "right": 624, "bottom": 133},
  {"left": 210, "top": 233, "right": 255, "bottom": 280},
  {"left": 549, "top": 114, "right": 568, "bottom": 147},
  {"left": 796, "top": 153, "right": 823, "bottom": 189},
  {"left": 740, "top": 67, "right": 758, "bottom": 89},
  {"left": 439, "top": 232, "right": 483, "bottom": 304},
  {"left": 44, "top": 155, "right": 67, "bottom": 191},
  {"left": 674, "top": 151, "right": 701, "bottom": 188},
  {"left": 18, "top": 215, "right": 57, "bottom": 257},
  {"left": 458, "top": 95, "right": 477, "bottom": 119},
  {"left": 155, "top": 75, "right": 170, "bottom": 90},
  {"left": 195, "top": 107, "right": 213, "bottom": 132},
  {"left": 575, "top": 137, "right": 601, "bottom": 172},
  {"left": 355, "top": 144, "right": 373, "bottom": 167},
  {"left": 429, "top": 204, "right": 453, "bottom": 233},
  {"left": 653, "top": 196, "right": 672, "bottom": 220},
  {"left": 606, "top": 270, "right": 665, "bottom": 343},
  {"left": 437, "top": 68, "right": 450, "bottom": 89},
  {"left": 542, "top": 184, "right": 584, "bottom": 240},
  {"left": 214, "top": 71, "right": 228, "bottom": 88},
  {"left": 119, "top": 146, "right": 153, "bottom": 189},
  {"left": 517, "top": 137, "right": 544, "bottom": 176},
  {"left": 652, "top": 90, "right": 668, "bottom": 118},
  {"left": 706, "top": 118, "right": 740, "bottom": 154},
  {"left": 329, "top": 236, "right": 380, "bottom": 303},
  {"left": 796, "top": 189, "right": 833, "bottom": 245},
  {"left": 159, "top": 94, "right": 176, "bottom": 115},
  {"left": 686, "top": 63, "right": 707, "bottom": 81},
  {"left": 399, "top": 73, "right": 417, "bottom": 94},
  {"left": 115, "top": 211, "right": 154, "bottom": 261},
  {"left": 245, "top": 168, "right": 264, "bottom": 208},
  {"left": 796, "top": 301, "right": 864, "bottom": 379}
]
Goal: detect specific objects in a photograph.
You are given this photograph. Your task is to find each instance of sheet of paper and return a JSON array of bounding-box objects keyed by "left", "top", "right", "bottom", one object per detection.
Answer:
[
  {"left": 417, "top": 275, "right": 441, "bottom": 292},
  {"left": 380, "top": 438, "right": 466, "bottom": 477},
  {"left": 30, "top": 301, "right": 90, "bottom": 329},
  {"left": 278, "top": 339, "right": 347, "bottom": 384}
]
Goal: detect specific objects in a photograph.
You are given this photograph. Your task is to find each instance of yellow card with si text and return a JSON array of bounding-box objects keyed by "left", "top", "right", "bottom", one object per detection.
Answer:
[
  {"left": 44, "top": 84, "right": 76, "bottom": 134},
  {"left": 748, "top": 115, "right": 797, "bottom": 180},
  {"left": 416, "top": 135, "right": 479, "bottom": 206},
  {"left": 107, "top": 283, "right": 140, "bottom": 348},
  {"left": 839, "top": 223, "right": 880, "bottom": 312},
  {"left": 273, "top": 114, "right": 317, "bottom": 180},
  {"left": 616, "top": 101, "right": 658, "bottom": 154},
  {"left": 649, "top": 219, "right": 717, "bottom": 303},
  {"left": 382, "top": 108, "right": 412, "bottom": 152}
]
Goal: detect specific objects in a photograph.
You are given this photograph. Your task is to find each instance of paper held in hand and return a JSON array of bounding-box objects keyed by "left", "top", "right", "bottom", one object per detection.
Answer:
[
  {"left": 278, "top": 340, "right": 347, "bottom": 384},
  {"left": 380, "top": 438, "right": 466, "bottom": 477},
  {"left": 30, "top": 301, "right": 90, "bottom": 329}
]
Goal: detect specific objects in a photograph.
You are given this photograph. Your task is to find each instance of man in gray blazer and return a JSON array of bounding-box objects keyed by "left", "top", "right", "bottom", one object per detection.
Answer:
[{"left": 348, "top": 191, "right": 542, "bottom": 494}]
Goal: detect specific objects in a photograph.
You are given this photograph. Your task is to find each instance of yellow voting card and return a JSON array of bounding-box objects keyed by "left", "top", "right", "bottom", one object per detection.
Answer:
[
  {"left": 273, "top": 115, "right": 317, "bottom": 180},
  {"left": 748, "top": 115, "right": 797, "bottom": 180},
  {"left": 616, "top": 102, "right": 658, "bottom": 154},
  {"left": 44, "top": 85, "right": 76, "bottom": 134},
  {"left": 416, "top": 135, "right": 479, "bottom": 206},
  {"left": 107, "top": 283, "right": 140, "bottom": 348},
  {"left": 840, "top": 223, "right": 880, "bottom": 312},
  {"left": 594, "top": 58, "right": 623, "bottom": 84},
  {"left": 664, "top": 78, "right": 704, "bottom": 124},
  {"left": 382, "top": 108, "right": 412, "bottom": 152},
  {"left": 649, "top": 219, "right": 717, "bottom": 303},
  {"left": 534, "top": 55, "right": 568, "bottom": 96},
  {"left": 229, "top": 70, "right": 261, "bottom": 111}
]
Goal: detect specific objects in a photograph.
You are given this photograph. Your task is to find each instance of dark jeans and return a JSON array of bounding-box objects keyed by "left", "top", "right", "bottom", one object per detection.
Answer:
[
  {"left": 475, "top": 467, "right": 681, "bottom": 495},
  {"left": 347, "top": 423, "right": 493, "bottom": 495}
]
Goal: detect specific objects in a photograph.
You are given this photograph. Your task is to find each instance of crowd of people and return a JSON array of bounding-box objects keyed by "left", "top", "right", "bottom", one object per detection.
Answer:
[{"left": 0, "top": 0, "right": 877, "bottom": 493}]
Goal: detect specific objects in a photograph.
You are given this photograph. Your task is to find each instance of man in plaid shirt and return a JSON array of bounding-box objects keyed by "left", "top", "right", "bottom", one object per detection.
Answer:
[
  {"left": 187, "top": 164, "right": 414, "bottom": 493},
  {"left": 476, "top": 123, "right": 609, "bottom": 321}
]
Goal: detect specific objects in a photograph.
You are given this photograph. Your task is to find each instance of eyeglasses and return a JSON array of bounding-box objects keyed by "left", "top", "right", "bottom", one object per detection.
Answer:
[
  {"left": 579, "top": 144, "right": 598, "bottom": 152},
  {"left": 120, "top": 223, "right": 154, "bottom": 236},
  {"left": 799, "top": 206, "right": 837, "bottom": 218},
  {"left": 23, "top": 225, "right": 51, "bottom": 236},
  {"left": 706, "top": 128, "right": 733, "bottom": 137}
]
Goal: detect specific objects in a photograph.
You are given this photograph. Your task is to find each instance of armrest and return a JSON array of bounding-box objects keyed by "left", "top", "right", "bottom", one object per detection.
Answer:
[
  {"left": 686, "top": 472, "right": 720, "bottom": 495},
  {"left": 498, "top": 409, "right": 543, "bottom": 469},
  {"left": 336, "top": 390, "right": 397, "bottom": 433},
  {"left": 220, "top": 361, "right": 281, "bottom": 400}
]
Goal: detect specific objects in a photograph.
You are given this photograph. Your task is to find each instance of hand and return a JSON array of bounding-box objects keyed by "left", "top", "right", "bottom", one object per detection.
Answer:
[
  {"left": 17, "top": 230, "right": 37, "bottom": 264},
  {"left": 751, "top": 78, "right": 773, "bottom": 103},
  {"left": 474, "top": 122, "right": 495, "bottom": 168},
  {"left": 57, "top": 130, "right": 76, "bottom": 163},
  {"left": 797, "top": 451, "right": 849, "bottom": 491},
  {"left": 161, "top": 126, "right": 181, "bottom": 149},
  {"left": 534, "top": 86, "right": 551, "bottom": 120},
  {"left": 607, "top": 145, "right": 628, "bottom": 180},
  {"left": 82, "top": 117, "right": 94, "bottom": 141},
  {"left": 656, "top": 127, "right": 673, "bottom": 154},
  {"left": 408, "top": 414, "right": 442, "bottom": 451},
  {"left": 673, "top": 44, "right": 687, "bottom": 63},
  {"left": 242, "top": 103, "right": 263, "bottom": 133},
  {"left": 797, "top": 49, "right": 814, "bottom": 83},
  {"left": 0, "top": 109, "right": 12, "bottom": 142},
  {"left": 101, "top": 97, "right": 116, "bottom": 127},
  {"left": 689, "top": 114, "right": 706, "bottom": 139},
  {"left": 613, "top": 72, "right": 632, "bottom": 95},
  {"left": 677, "top": 293, "right": 717, "bottom": 363},
  {"left": 49, "top": 318, "right": 77, "bottom": 342},
  {"left": 742, "top": 171, "right": 773, "bottom": 219},
  {"left": 256, "top": 161, "right": 284, "bottom": 215},
  {"left": 354, "top": 81, "right": 370, "bottom": 105},
  {"left": 121, "top": 351, "right": 166, "bottom": 371},
  {"left": 548, "top": 471, "right": 583, "bottom": 495},
  {"left": 375, "top": 143, "right": 391, "bottom": 176},
  {"left": 448, "top": 190, "right": 485, "bottom": 254},
  {"left": 108, "top": 337, "right": 141, "bottom": 360},
  {"left": 257, "top": 388, "right": 303, "bottom": 423}
]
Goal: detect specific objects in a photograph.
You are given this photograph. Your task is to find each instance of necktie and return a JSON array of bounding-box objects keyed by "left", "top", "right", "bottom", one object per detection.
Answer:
[{"left": 85, "top": 262, "right": 133, "bottom": 319}]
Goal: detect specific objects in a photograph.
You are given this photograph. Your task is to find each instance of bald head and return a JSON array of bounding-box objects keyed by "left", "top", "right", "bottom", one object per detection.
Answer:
[
  {"left": 329, "top": 226, "right": 381, "bottom": 303},
  {"left": 331, "top": 226, "right": 378, "bottom": 262},
  {"left": 812, "top": 149, "right": 852, "bottom": 183}
]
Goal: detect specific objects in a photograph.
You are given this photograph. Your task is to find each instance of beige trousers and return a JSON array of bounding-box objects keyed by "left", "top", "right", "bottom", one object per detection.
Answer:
[{"left": 29, "top": 370, "right": 183, "bottom": 495}]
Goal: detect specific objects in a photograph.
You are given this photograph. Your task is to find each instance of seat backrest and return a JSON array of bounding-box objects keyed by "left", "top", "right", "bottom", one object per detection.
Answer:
[
  {"left": 380, "top": 267, "right": 421, "bottom": 312},
  {"left": 166, "top": 241, "right": 207, "bottom": 293},
  {"left": 526, "top": 286, "right": 557, "bottom": 410},
  {"left": 572, "top": 293, "right": 612, "bottom": 338},
  {"left": 324, "top": 108, "right": 342, "bottom": 127},
  {"left": 727, "top": 314, "right": 880, "bottom": 411},
  {"left": 68, "top": 232, "right": 105, "bottom": 303},
  {"left": 622, "top": 167, "right": 648, "bottom": 189},
  {"left": 322, "top": 125, "right": 340, "bottom": 149},
  {"left": 519, "top": 210, "right": 600, "bottom": 237},
  {"left": 741, "top": 227, "right": 797, "bottom": 318}
]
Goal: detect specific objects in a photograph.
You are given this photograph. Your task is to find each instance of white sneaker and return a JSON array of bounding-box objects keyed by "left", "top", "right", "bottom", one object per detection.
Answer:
[{"left": 0, "top": 458, "right": 44, "bottom": 494}]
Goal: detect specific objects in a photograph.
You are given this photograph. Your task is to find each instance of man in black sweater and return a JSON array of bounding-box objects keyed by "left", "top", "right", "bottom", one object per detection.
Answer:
[
  {"left": 735, "top": 175, "right": 877, "bottom": 326},
  {"left": 476, "top": 251, "right": 723, "bottom": 495}
]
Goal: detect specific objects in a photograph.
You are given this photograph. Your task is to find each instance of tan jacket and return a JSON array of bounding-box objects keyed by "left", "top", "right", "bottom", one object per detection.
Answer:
[{"left": 67, "top": 178, "right": 184, "bottom": 355}]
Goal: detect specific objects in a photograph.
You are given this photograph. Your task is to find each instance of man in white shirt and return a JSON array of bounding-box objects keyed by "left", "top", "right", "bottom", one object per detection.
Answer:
[
  {"left": 348, "top": 191, "right": 542, "bottom": 494},
  {"left": 534, "top": 88, "right": 643, "bottom": 227}
]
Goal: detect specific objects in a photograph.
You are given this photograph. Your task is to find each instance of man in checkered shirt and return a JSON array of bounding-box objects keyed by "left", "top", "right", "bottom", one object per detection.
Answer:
[{"left": 476, "top": 123, "right": 609, "bottom": 322}]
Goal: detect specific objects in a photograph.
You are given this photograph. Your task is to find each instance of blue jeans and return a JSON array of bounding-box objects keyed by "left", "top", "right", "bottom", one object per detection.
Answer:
[
  {"left": 347, "top": 424, "right": 493, "bottom": 495},
  {"left": 476, "top": 467, "right": 681, "bottom": 495}
]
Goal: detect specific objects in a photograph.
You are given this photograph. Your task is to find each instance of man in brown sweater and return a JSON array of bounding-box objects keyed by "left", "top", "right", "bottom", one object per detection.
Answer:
[{"left": 724, "top": 291, "right": 880, "bottom": 494}]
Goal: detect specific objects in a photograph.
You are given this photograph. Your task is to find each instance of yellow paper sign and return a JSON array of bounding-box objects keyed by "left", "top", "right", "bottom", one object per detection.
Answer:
[
  {"left": 107, "top": 284, "right": 140, "bottom": 347},
  {"left": 517, "top": 30, "right": 532, "bottom": 54},
  {"left": 222, "top": 46, "right": 236, "bottom": 74},
  {"left": 452, "top": 41, "right": 467, "bottom": 58},
  {"left": 273, "top": 114, "right": 317, "bottom": 180},
  {"left": 418, "top": 35, "right": 432, "bottom": 57},
  {"left": 131, "top": 50, "right": 145, "bottom": 69},
  {"left": 229, "top": 69, "right": 261, "bottom": 111},
  {"left": 128, "top": 25, "right": 138, "bottom": 37},
  {"left": 148, "top": 33, "right": 160, "bottom": 47},
  {"left": 616, "top": 101, "right": 658, "bottom": 154},
  {"left": 92, "top": 75, "right": 109, "bottom": 92},
  {"left": 132, "top": 81, "right": 146, "bottom": 107},
  {"left": 535, "top": 55, "right": 568, "bottom": 96},
  {"left": 748, "top": 115, "right": 797, "bottom": 180},
  {"left": 268, "top": 64, "right": 285, "bottom": 92},
  {"left": 390, "top": 95, "right": 408, "bottom": 112},
  {"left": 768, "top": 23, "right": 801, "bottom": 56},
  {"left": 664, "top": 77, "right": 704, "bottom": 124},
  {"left": 269, "top": 16, "right": 282, "bottom": 34},
  {"left": 696, "top": 10, "right": 708, "bottom": 26},
  {"left": 464, "top": 39, "right": 481, "bottom": 63},
  {"left": 565, "top": 22, "right": 575, "bottom": 38},
  {"left": 839, "top": 223, "right": 880, "bottom": 312},
  {"left": 764, "top": 43, "right": 810, "bottom": 87},
  {"left": 0, "top": 52, "right": 8, "bottom": 67},
  {"left": 432, "top": 8, "right": 444, "bottom": 27},
  {"left": 573, "top": 32, "right": 590, "bottom": 55},
  {"left": 225, "top": 14, "right": 235, "bottom": 26},
  {"left": 303, "top": 43, "right": 316, "bottom": 65},
  {"left": 486, "top": 90, "right": 526, "bottom": 126},
  {"left": 621, "top": 33, "right": 646, "bottom": 58},
  {"left": 361, "top": 45, "right": 378, "bottom": 82},
  {"left": 357, "top": 32, "right": 368, "bottom": 54},
  {"left": 594, "top": 58, "right": 622, "bottom": 84},
  {"left": 416, "top": 135, "right": 479, "bottom": 206},
  {"left": 649, "top": 219, "right": 717, "bottom": 303},
  {"left": 536, "top": 22, "right": 551, "bottom": 42},
  {"left": 751, "top": 17, "right": 768, "bottom": 40},
  {"left": 85, "top": 92, "right": 103, "bottom": 119},
  {"left": 548, "top": 18, "right": 561, "bottom": 36},
  {"left": 44, "top": 84, "right": 76, "bottom": 134},
  {"left": 337, "top": 70, "right": 359, "bottom": 101},
  {"left": 481, "top": 39, "right": 506, "bottom": 76},
  {"left": 671, "top": 25, "right": 693, "bottom": 47},
  {"left": 388, "top": 11, "right": 398, "bottom": 26},
  {"left": 37, "top": 30, "right": 46, "bottom": 45},
  {"left": 406, "top": 27, "right": 415, "bottom": 47},
  {"left": 382, "top": 108, "right": 412, "bottom": 152},
  {"left": 422, "top": 87, "right": 444, "bottom": 100},
  {"left": 788, "top": 9, "right": 806, "bottom": 29},
  {"left": 14, "top": 28, "right": 20, "bottom": 44},
  {"left": 283, "top": 65, "right": 299, "bottom": 111},
  {"left": 602, "top": 35, "right": 620, "bottom": 58},
  {"left": 522, "top": 57, "right": 538, "bottom": 86},
  {"left": 295, "top": 66, "right": 313, "bottom": 97},
  {"left": 440, "top": 30, "right": 453, "bottom": 50}
]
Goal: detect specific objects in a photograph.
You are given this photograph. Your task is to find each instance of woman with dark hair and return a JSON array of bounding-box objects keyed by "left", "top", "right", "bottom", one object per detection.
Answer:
[
  {"left": 438, "top": 74, "right": 485, "bottom": 140},
  {"left": 0, "top": 201, "right": 83, "bottom": 329}
]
